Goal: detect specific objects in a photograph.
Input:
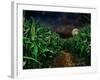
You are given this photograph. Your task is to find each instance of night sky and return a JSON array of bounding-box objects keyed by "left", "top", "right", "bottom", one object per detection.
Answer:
[{"left": 23, "top": 10, "right": 91, "bottom": 28}]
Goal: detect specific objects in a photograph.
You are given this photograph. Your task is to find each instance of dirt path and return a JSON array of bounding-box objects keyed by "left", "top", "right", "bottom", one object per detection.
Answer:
[{"left": 53, "top": 50, "right": 77, "bottom": 67}]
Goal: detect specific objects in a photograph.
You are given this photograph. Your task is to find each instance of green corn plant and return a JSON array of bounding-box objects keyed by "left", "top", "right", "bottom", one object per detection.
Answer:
[
  {"left": 63, "top": 25, "right": 91, "bottom": 65},
  {"left": 23, "top": 18, "right": 64, "bottom": 69}
]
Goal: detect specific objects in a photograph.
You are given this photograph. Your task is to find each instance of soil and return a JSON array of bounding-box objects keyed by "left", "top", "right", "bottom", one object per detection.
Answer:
[{"left": 53, "top": 50, "right": 77, "bottom": 67}]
